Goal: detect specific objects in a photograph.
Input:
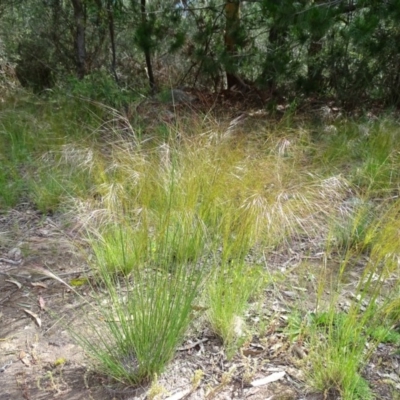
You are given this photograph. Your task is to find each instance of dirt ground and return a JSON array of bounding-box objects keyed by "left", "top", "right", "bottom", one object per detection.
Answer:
[{"left": 1, "top": 206, "right": 399, "bottom": 400}]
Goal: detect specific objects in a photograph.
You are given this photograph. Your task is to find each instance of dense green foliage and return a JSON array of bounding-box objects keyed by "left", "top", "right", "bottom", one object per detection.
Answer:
[{"left": 1, "top": 0, "right": 400, "bottom": 105}]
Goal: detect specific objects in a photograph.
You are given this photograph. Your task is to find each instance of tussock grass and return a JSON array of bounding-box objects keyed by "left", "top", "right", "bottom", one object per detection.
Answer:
[
  {"left": 206, "top": 261, "right": 265, "bottom": 358},
  {"left": 72, "top": 117, "right": 327, "bottom": 376},
  {"left": 0, "top": 95, "right": 102, "bottom": 209},
  {"left": 2, "top": 93, "right": 400, "bottom": 395},
  {"left": 75, "top": 244, "right": 203, "bottom": 384},
  {"left": 304, "top": 198, "right": 400, "bottom": 398}
]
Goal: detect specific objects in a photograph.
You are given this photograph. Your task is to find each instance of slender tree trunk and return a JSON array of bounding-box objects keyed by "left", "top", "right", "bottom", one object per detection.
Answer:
[
  {"left": 141, "top": 0, "right": 156, "bottom": 94},
  {"left": 107, "top": 0, "right": 119, "bottom": 84},
  {"left": 70, "top": 0, "right": 86, "bottom": 79},
  {"left": 224, "top": 0, "right": 241, "bottom": 90},
  {"left": 91, "top": 0, "right": 108, "bottom": 70}
]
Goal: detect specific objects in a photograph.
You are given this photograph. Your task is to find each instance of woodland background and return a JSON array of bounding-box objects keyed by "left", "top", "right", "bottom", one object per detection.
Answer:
[{"left": 1, "top": 0, "right": 399, "bottom": 108}]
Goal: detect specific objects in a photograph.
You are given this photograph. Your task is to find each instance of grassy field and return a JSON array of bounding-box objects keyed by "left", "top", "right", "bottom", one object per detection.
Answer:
[{"left": 1, "top": 91, "right": 400, "bottom": 399}]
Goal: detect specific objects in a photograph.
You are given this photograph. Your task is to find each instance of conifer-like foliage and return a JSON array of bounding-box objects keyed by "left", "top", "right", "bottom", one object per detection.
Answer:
[{"left": 1, "top": 0, "right": 400, "bottom": 105}]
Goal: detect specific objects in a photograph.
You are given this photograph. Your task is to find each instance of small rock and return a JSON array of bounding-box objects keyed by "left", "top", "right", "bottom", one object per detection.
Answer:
[
  {"left": 37, "top": 229, "right": 50, "bottom": 237},
  {"left": 291, "top": 344, "right": 306, "bottom": 359},
  {"left": 7, "top": 247, "right": 22, "bottom": 261}
]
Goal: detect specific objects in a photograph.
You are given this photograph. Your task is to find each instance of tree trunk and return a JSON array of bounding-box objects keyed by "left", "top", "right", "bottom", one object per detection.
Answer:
[
  {"left": 107, "top": 0, "right": 119, "bottom": 84},
  {"left": 141, "top": 0, "right": 156, "bottom": 94},
  {"left": 70, "top": 0, "right": 86, "bottom": 79},
  {"left": 224, "top": 0, "right": 240, "bottom": 90}
]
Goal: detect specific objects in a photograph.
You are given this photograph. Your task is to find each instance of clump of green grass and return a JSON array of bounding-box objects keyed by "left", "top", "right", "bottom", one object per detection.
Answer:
[
  {"left": 316, "top": 117, "right": 400, "bottom": 198},
  {"left": 367, "top": 324, "right": 400, "bottom": 345},
  {"left": 305, "top": 199, "right": 400, "bottom": 399},
  {"left": 88, "top": 210, "right": 208, "bottom": 277},
  {"left": 73, "top": 143, "right": 214, "bottom": 383},
  {"left": 88, "top": 222, "right": 148, "bottom": 276},
  {"left": 0, "top": 164, "right": 25, "bottom": 208},
  {"left": 328, "top": 199, "right": 376, "bottom": 254},
  {"left": 206, "top": 261, "right": 265, "bottom": 358},
  {"left": 307, "top": 311, "right": 373, "bottom": 400},
  {"left": 0, "top": 93, "right": 104, "bottom": 211},
  {"left": 289, "top": 288, "right": 382, "bottom": 400},
  {"left": 76, "top": 150, "right": 216, "bottom": 382},
  {"left": 304, "top": 290, "right": 400, "bottom": 400},
  {"left": 75, "top": 246, "right": 204, "bottom": 384},
  {"left": 27, "top": 144, "right": 97, "bottom": 213},
  {"left": 73, "top": 118, "right": 322, "bottom": 374}
]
